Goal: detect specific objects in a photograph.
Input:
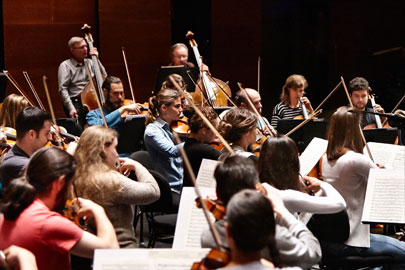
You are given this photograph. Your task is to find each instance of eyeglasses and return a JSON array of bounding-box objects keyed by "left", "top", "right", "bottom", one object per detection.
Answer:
[{"left": 73, "top": 45, "right": 87, "bottom": 50}]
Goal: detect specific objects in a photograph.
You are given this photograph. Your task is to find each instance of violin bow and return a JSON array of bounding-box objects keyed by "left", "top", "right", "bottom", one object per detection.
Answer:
[
  {"left": 237, "top": 82, "right": 277, "bottom": 137},
  {"left": 84, "top": 61, "right": 108, "bottom": 128},
  {"left": 121, "top": 47, "right": 137, "bottom": 104},
  {"left": 382, "top": 92, "right": 405, "bottom": 126},
  {"left": 23, "top": 71, "right": 46, "bottom": 110},
  {"left": 3, "top": 70, "right": 36, "bottom": 106},
  {"left": 341, "top": 76, "right": 374, "bottom": 162},
  {"left": 42, "top": 76, "right": 65, "bottom": 149},
  {"left": 286, "top": 81, "right": 343, "bottom": 136},
  {"left": 169, "top": 75, "right": 235, "bottom": 155},
  {"left": 172, "top": 131, "right": 225, "bottom": 250}
]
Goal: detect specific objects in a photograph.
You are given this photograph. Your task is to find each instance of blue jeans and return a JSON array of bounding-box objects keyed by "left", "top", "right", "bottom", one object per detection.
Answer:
[{"left": 322, "top": 234, "right": 405, "bottom": 270}]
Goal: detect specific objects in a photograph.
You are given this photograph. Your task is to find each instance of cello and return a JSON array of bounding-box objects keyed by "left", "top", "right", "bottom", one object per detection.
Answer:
[{"left": 185, "top": 31, "right": 232, "bottom": 107}]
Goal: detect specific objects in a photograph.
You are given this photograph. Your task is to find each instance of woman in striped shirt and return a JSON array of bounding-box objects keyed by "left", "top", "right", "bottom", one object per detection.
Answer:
[{"left": 271, "top": 74, "right": 314, "bottom": 129}]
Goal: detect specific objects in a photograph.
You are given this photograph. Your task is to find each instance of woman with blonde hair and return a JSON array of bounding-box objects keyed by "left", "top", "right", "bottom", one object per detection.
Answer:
[
  {"left": 144, "top": 88, "right": 184, "bottom": 195},
  {"left": 0, "top": 94, "right": 30, "bottom": 128},
  {"left": 74, "top": 125, "right": 160, "bottom": 248},
  {"left": 218, "top": 107, "right": 258, "bottom": 161},
  {"left": 271, "top": 74, "right": 314, "bottom": 129}
]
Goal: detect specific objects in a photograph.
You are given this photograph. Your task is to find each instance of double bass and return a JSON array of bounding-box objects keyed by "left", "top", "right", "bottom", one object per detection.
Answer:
[
  {"left": 185, "top": 31, "right": 232, "bottom": 108},
  {"left": 80, "top": 24, "right": 106, "bottom": 114}
]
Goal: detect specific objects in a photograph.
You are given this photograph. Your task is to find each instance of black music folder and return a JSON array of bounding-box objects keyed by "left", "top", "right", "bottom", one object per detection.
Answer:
[{"left": 153, "top": 66, "right": 199, "bottom": 95}]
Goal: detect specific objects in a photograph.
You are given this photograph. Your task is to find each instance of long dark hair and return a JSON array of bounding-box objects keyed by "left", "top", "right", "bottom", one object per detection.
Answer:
[
  {"left": 1, "top": 147, "right": 76, "bottom": 221},
  {"left": 258, "top": 135, "right": 300, "bottom": 190},
  {"left": 326, "top": 106, "right": 364, "bottom": 160},
  {"left": 227, "top": 190, "right": 281, "bottom": 267}
]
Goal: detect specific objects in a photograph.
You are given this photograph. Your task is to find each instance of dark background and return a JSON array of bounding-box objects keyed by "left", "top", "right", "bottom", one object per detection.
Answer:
[{"left": 1, "top": 0, "right": 404, "bottom": 119}]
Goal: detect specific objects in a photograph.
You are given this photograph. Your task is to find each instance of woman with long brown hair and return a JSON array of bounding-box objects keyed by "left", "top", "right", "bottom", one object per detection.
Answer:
[
  {"left": 144, "top": 88, "right": 184, "bottom": 194},
  {"left": 321, "top": 106, "right": 405, "bottom": 268},
  {"left": 218, "top": 107, "right": 258, "bottom": 161},
  {"left": 74, "top": 126, "right": 160, "bottom": 248},
  {"left": 0, "top": 94, "right": 30, "bottom": 128},
  {"left": 270, "top": 74, "right": 314, "bottom": 129}
]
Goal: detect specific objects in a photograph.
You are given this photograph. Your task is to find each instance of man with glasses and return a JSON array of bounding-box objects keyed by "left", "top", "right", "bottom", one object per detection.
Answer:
[{"left": 58, "top": 36, "right": 107, "bottom": 127}]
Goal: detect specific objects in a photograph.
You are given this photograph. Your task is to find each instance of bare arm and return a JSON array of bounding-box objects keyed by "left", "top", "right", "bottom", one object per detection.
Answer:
[{"left": 70, "top": 198, "right": 119, "bottom": 258}]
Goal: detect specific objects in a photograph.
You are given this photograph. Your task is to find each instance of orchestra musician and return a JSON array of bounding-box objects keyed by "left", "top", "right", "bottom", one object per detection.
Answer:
[
  {"left": 73, "top": 126, "right": 160, "bottom": 248},
  {"left": 144, "top": 88, "right": 184, "bottom": 195},
  {"left": 271, "top": 74, "right": 314, "bottom": 129},
  {"left": 58, "top": 36, "right": 107, "bottom": 126},
  {"left": 0, "top": 94, "right": 30, "bottom": 129},
  {"left": 183, "top": 106, "right": 220, "bottom": 187},
  {"left": 201, "top": 156, "right": 321, "bottom": 269},
  {"left": 217, "top": 190, "right": 302, "bottom": 270},
  {"left": 348, "top": 77, "right": 386, "bottom": 128},
  {"left": 169, "top": 43, "right": 195, "bottom": 67},
  {"left": 0, "top": 107, "right": 52, "bottom": 190},
  {"left": 0, "top": 147, "right": 119, "bottom": 270},
  {"left": 321, "top": 106, "right": 405, "bottom": 268},
  {"left": 0, "top": 245, "right": 38, "bottom": 270},
  {"left": 86, "top": 76, "right": 144, "bottom": 131},
  {"left": 218, "top": 107, "right": 258, "bottom": 162}
]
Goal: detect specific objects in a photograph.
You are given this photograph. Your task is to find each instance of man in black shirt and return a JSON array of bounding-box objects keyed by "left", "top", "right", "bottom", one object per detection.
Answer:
[{"left": 0, "top": 107, "right": 52, "bottom": 190}]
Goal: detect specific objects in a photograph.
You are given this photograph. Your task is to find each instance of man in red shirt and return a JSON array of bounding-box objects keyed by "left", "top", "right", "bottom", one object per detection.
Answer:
[{"left": 0, "top": 147, "right": 118, "bottom": 270}]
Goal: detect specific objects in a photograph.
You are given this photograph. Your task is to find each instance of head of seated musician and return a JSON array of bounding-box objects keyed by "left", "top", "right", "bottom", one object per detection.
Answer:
[
  {"left": 170, "top": 43, "right": 194, "bottom": 67},
  {"left": 182, "top": 106, "right": 220, "bottom": 187},
  {"left": 320, "top": 106, "right": 405, "bottom": 265},
  {"left": 0, "top": 94, "right": 30, "bottom": 129},
  {"left": 219, "top": 190, "right": 285, "bottom": 269},
  {"left": 73, "top": 125, "right": 160, "bottom": 248},
  {"left": 0, "top": 147, "right": 119, "bottom": 270},
  {"left": 218, "top": 107, "right": 258, "bottom": 162},
  {"left": 0, "top": 107, "right": 52, "bottom": 190},
  {"left": 349, "top": 77, "right": 385, "bottom": 128},
  {"left": 271, "top": 74, "right": 313, "bottom": 129},
  {"left": 86, "top": 76, "right": 144, "bottom": 131},
  {"left": 161, "top": 74, "right": 191, "bottom": 109}
]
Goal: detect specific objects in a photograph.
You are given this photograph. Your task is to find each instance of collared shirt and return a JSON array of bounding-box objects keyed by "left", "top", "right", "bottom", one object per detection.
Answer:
[
  {"left": 58, "top": 57, "right": 107, "bottom": 111},
  {"left": 86, "top": 105, "right": 123, "bottom": 132},
  {"left": 144, "top": 117, "right": 184, "bottom": 193},
  {"left": 0, "top": 144, "right": 30, "bottom": 189}
]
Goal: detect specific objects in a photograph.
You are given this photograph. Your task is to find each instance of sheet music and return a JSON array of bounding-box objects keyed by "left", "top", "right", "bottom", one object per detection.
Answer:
[
  {"left": 93, "top": 249, "right": 210, "bottom": 270},
  {"left": 299, "top": 137, "right": 328, "bottom": 176},
  {"left": 173, "top": 187, "right": 216, "bottom": 249},
  {"left": 362, "top": 168, "right": 405, "bottom": 224},
  {"left": 365, "top": 142, "right": 405, "bottom": 169},
  {"left": 195, "top": 159, "right": 220, "bottom": 188}
]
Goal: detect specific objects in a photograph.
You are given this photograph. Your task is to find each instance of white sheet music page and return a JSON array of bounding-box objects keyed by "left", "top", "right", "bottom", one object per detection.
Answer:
[
  {"left": 362, "top": 168, "right": 405, "bottom": 224},
  {"left": 195, "top": 159, "right": 220, "bottom": 188},
  {"left": 365, "top": 142, "right": 405, "bottom": 169},
  {"left": 173, "top": 187, "right": 216, "bottom": 249},
  {"left": 93, "top": 249, "right": 210, "bottom": 270},
  {"left": 299, "top": 137, "right": 328, "bottom": 176}
]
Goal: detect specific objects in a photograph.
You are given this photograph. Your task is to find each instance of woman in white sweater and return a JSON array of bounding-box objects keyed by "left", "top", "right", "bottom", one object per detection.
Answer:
[{"left": 321, "top": 106, "right": 405, "bottom": 269}]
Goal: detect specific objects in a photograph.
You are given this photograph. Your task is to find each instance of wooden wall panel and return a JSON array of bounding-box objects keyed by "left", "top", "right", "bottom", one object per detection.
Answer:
[
  {"left": 3, "top": 0, "right": 97, "bottom": 117},
  {"left": 98, "top": 0, "right": 171, "bottom": 103}
]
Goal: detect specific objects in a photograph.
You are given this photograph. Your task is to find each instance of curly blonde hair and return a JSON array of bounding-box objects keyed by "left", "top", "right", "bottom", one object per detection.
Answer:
[{"left": 73, "top": 126, "right": 121, "bottom": 203}]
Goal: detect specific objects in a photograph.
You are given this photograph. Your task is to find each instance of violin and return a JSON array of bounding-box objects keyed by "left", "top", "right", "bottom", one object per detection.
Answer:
[
  {"left": 171, "top": 115, "right": 190, "bottom": 136},
  {"left": 191, "top": 249, "right": 230, "bottom": 270},
  {"left": 195, "top": 197, "right": 225, "bottom": 221}
]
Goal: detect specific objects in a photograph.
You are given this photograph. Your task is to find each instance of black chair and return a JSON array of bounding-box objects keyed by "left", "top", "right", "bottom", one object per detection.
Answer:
[{"left": 131, "top": 151, "right": 178, "bottom": 248}]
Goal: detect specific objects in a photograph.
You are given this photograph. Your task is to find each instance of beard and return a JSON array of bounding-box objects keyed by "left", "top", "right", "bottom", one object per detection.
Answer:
[{"left": 106, "top": 98, "right": 123, "bottom": 110}]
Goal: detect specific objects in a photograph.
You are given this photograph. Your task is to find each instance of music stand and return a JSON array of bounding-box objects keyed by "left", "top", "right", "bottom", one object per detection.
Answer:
[
  {"left": 363, "top": 128, "right": 399, "bottom": 144},
  {"left": 153, "top": 66, "right": 199, "bottom": 95},
  {"left": 277, "top": 119, "right": 328, "bottom": 153}
]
